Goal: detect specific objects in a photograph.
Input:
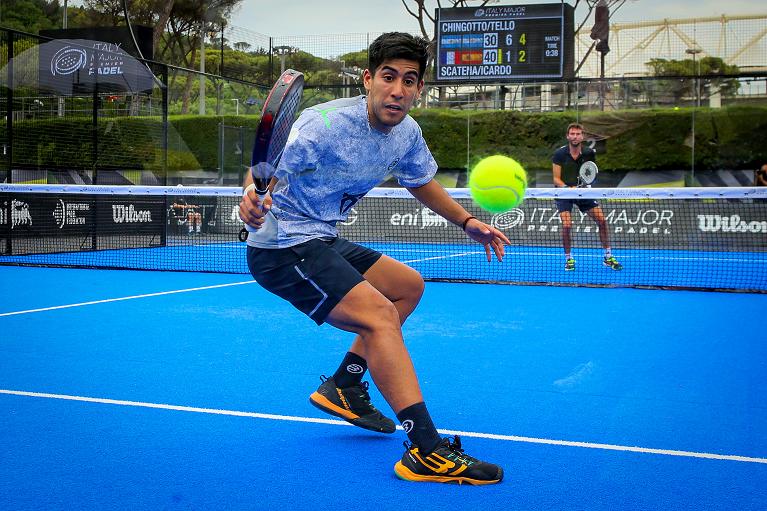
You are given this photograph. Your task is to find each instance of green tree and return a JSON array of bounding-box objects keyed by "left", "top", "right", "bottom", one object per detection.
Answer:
[
  {"left": 338, "top": 50, "right": 367, "bottom": 69},
  {"left": 0, "top": 0, "right": 61, "bottom": 33},
  {"left": 646, "top": 57, "right": 741, "bottom": 103}
]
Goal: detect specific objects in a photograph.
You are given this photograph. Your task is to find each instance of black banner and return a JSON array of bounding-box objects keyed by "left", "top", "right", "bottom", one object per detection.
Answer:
[
  {"left": 1, "top": 193, "right": 164, "bottom": 253},
  {"left": 338, "top": 197, "right": 767, "bottom": 252}
]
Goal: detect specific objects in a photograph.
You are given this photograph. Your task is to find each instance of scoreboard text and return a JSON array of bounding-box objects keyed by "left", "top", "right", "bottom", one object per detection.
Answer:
[{"left": 434, "top": 3, "right": 574, "bottom": 83}]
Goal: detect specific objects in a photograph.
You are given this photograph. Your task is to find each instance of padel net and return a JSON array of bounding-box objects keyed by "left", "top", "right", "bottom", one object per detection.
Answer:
[{"left": 1, "top": 184, "right": 765, "bottom": 292}]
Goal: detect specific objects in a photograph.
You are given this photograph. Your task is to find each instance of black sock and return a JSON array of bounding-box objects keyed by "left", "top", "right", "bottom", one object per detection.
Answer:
[
  {"left": 396, "top": 402, "right": 442, "bottom": 454},
  {"left": 332, "top": 352, "right": 367, "bottom": 388}
]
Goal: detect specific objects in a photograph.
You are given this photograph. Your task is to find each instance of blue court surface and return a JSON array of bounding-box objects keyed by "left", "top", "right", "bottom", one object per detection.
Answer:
[{"left": 1, "top": 266, "right": 765, "bottom": 510}]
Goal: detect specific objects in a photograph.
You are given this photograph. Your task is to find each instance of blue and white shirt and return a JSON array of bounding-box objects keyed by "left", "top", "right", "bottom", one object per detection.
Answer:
[{"left": 247, "top": 95, "right": 438, "bottom": 248}]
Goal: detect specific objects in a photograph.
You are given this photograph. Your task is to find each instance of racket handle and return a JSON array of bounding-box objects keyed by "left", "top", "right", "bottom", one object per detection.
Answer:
[
  {"left": 242, "top": 183, "right": 269, "bottom": 233},
  {"left": 250, "top": 163, "right": 275, "bottom": 196}
]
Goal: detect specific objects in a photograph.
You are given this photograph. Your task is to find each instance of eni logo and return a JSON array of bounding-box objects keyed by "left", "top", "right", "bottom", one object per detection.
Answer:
[{"left": 51, "top": 46, "right": 87, "bottom": 76}]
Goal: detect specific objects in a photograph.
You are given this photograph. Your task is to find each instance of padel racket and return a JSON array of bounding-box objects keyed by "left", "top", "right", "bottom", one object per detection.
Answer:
[
  {"left": 578, "top": 161, "right": 598, "bottom": 187},
  {"left": 242, "top": 68, "right": 304, "bottom": 235}
]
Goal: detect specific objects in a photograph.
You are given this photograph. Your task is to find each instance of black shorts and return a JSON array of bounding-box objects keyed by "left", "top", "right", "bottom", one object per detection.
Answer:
[
  {"left": 555, "top": 199, "right": 599, "bottom": 213},
  {"left": 246, "top": 237, "right": 382, "bottom": 325}
]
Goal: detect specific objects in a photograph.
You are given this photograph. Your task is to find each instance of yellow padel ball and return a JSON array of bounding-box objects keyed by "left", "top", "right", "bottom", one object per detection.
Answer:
[{"left": 469, "top": 155, "right": 528, "bottom": 213}]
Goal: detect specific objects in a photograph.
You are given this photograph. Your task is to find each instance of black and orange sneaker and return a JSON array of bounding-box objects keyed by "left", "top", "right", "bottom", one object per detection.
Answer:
[
  {"left": 394, "top": 436, "right": 504, "bottom": 485},
  {"left": 309, "top": 375, "right": 396, "bottom": 434}
]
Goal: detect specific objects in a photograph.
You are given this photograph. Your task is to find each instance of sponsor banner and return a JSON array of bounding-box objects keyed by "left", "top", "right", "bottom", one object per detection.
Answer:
[
  {"left": 338, "top": 197, "right": 767, "bottom": 251},
  {"left": 40, "top": 27, "right": 154, "bottom": 61},
  {"left": 1, "top": 193, "right": 164, "bottom": 238},
  {"left": 36, "top": 31, "right": 156, "bottom": 94}
]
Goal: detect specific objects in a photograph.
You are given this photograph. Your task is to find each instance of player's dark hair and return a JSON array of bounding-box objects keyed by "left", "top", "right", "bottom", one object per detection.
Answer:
[
  {"left": 368, "top": 32, "right": 430, "bottom": 80},
  {"left": 567, "top": 122, "right": 584, "bottom": 133}
]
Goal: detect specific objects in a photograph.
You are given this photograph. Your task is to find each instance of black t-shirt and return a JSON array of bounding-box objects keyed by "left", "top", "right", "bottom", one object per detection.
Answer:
[{"left": 552, "top": 145, "right": 596, "bottom": 187}]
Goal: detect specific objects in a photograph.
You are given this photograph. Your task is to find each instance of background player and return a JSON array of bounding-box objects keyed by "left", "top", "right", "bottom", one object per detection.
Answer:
[
  {"left": 171, "top": 197, "right": 202, "bottom": 236},
  {"left": 552, "top": 123, "right": 622, "bottom": 271}
]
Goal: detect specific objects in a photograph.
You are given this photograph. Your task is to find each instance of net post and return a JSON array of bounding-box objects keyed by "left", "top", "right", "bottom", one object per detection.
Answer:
[
  {"left": 1, "top": 194, "right": 9, "bottom": 256},
  {"left": 218, "top": 121, "right": 224, "bottom": 185},
  {"left": 160, "top": 194, "right": 168, "bottom": 248},
  {"left": 92, "top": 83, "right": 99, "bottom": 184},
  {"left": 160, "top": 64, "right": 168, "bottom": 186},
  {"left": 5, "top": 30, "right": 12, "bottom": 185},
  {"left": 4, "top": 31, "right": 13, "bottom": 255}
]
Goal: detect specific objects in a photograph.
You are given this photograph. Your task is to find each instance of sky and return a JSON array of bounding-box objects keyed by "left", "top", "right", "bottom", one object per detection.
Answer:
[{"left": 232, "top": 0, "right": 767, "bottom": 37}]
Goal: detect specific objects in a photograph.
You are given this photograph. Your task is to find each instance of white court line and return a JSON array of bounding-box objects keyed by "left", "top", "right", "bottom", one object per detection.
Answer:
[
  {"left": 1, "top": 389, "right": 765, "bottom": 465},
  {"left": 402, "top": 251, "right": 484, "bottom": 264},
  {"left": 0, "top": 280, "right": 257, "bottom": 317},
  {"left": 384, "top": 247, "right": 764, "bottom": 264}
]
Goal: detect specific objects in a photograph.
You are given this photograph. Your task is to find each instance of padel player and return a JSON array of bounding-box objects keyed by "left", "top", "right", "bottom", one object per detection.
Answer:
[
  {"left": 552, "top": 123, "right": 622, "bottom": 271},
  {"left": 171, "top": 197, "right": 202, "bottom": 236},
  {"left": 239, "top": 32, "right": 507, "bottom": 485}
]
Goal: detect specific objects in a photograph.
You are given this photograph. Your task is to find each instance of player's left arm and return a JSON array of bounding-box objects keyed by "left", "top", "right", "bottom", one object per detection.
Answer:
[{"left": 407, "top": 179, "right": 511, "bottom": 262}]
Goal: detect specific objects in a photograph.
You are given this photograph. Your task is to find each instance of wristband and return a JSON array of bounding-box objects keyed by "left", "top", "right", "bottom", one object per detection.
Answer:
[
  {"left": 461, "top": 216, "right": 476, "bottom": 230},
  {"left": 242, "top": 183, "right": 256, "bottom": 197}
]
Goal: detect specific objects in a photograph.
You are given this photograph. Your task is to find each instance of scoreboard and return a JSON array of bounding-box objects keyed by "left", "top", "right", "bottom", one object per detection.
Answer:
[{"left": 434, "top": 3, "right": 574, "bottom": 83}]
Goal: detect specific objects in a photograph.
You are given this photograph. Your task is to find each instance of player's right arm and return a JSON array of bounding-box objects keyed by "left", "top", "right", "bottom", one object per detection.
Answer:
[
  {"left": 552, "top": 163, "right": 566, "bottom": 188},
  {"left": 239, "top": 171, "right": 274, "bottom": 230}
]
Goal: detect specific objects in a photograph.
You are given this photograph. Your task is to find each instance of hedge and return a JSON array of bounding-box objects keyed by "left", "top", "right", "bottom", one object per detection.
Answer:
[{"left": 3, "top": 106, "right": 765, "bottom": 178}]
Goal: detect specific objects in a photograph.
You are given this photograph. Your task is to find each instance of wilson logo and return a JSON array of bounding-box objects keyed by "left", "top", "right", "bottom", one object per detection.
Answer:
[
  {"left": 697, "top": 215, "right": 767, "bottom": 233},
  {"left": 112, "top": 204, "right": 152, "bottom": 223}
]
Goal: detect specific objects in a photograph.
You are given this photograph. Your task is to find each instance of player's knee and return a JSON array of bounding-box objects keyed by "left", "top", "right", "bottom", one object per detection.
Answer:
[
  {"left": 364, "top": 298, "right": 401, "bottom": 334},
  {"left": 403, "top": 270, "right": 425, "bottom": 303}
]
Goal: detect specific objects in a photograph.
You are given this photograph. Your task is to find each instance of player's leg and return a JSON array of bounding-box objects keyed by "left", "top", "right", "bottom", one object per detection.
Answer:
[
  {"left": 585, "top": 204, "right": 610, "bottom": 249},
  {"left": 325, "top": 280, "right": 503, "bottom": 485},
  {"left": 324, "top": 281, "right": 424, "bottom": 415},
  {"left": 556, "top": 199, "right": 575, "bottom": 270},
  {"left": 322, "top": 254, "right": 424, "bottom": 405},
  {"left": 348, "top": 255, "right": 424, "bottom": 357},
  {"left": 247, "top": 239, "right": 397, "bottom": 433},
  {"left": 193, "top": 212, "right": 202, "bottom": 234},
  {"left": 585, "top": 205, "right": 622, "bottom": 270},
  {"left": 309, "top": 247, "right": 424, "bottom": 433},
  {"left": 186, "top": 211, "right": 194, "bottom": 235}
]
